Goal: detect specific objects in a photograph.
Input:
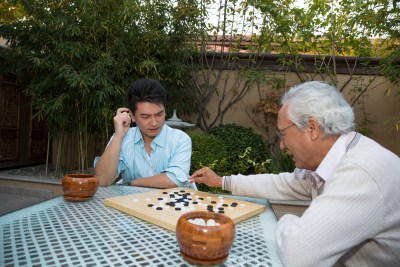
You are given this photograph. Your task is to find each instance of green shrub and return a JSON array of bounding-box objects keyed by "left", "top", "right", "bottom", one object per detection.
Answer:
[
  {"left": 269, "top": 142, "right": 296, "bottom": 174},
  {"left": 189, "top": 131, "right": 230, "bottom": 174},
  {"left": 210, "top": 124, "right": 267, "bottom": 164},
  {"left": 188, "top": 124, "right": 296, "bottom": 192},
  {"left": 188, "top": 124, "right": 269, "bottom": 192}
]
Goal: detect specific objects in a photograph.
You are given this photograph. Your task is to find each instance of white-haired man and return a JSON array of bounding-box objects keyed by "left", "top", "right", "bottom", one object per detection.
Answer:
[{"left": 190, "top": 81, "right": 400, "bottom": 266}]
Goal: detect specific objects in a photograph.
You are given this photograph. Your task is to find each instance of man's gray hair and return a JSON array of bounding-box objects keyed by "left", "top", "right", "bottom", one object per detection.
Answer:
[{"left": 281, "top": 81, "right": 355, "bottom": 136}]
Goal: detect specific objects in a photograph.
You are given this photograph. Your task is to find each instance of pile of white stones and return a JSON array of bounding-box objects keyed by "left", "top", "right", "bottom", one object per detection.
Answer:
[{"left": 188, "top": 218, "right": 221, "bottom": 226}]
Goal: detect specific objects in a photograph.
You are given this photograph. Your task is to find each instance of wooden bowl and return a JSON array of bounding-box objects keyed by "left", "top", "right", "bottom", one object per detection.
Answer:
[
  {"left": 62, "top": 174, "right": 99, "bottom": 201},
  {"left": 176, "top": 211, "right": 236, "bottom": 265}
]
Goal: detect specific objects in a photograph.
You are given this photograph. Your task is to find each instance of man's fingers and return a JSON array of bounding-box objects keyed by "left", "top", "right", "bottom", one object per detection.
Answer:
[
  {"left": 190, "top": 168, "right": 206, "bottom": 179},
  {"left": 116, "top": 107, "right": 130, "bottom": 115}
]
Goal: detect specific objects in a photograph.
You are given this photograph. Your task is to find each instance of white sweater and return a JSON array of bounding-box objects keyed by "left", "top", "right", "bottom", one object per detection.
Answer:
[{"left": 223, "top": 134, "right": 400, "bottom": 267}]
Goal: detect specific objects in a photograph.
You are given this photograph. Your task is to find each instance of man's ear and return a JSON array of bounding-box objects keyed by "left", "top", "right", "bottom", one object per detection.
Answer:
[
  {"left": 307, "top": 117, "right": 320, "bottom": 141},
  {"left": 129, "top": 110, "right": 136, "bottom": 123}
]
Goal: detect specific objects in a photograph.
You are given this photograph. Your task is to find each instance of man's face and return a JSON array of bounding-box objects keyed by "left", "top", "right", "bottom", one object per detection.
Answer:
[
  {"left": 277, "top": 105, "right": 316, "bottom": 170},
  {"left": 132, "top": 102, "right": 166, "bottom": 142}
]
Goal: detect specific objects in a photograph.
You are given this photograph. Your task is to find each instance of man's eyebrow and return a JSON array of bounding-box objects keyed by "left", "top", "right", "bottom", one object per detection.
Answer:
[{"left": 139, "top": 110, "right": 164, "bottom": 116}]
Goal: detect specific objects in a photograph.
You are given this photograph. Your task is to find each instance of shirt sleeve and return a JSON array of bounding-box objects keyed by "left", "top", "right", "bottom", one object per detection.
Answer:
[
  {"left": 93, "top": 134, "right": 128, "bottom": 182},
  {"left": 275, "top": 164, "right": 385, "bottom": 267},
  {"left": 227, "top": 171, "right": 313, "bottom": 201},
  {"left": 163, "top": 133, "right": 192, "bottom": 187}
]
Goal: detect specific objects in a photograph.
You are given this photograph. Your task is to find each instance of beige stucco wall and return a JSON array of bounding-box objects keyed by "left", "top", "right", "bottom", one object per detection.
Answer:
[
  {"left": 187, "top": 71, "right": 400, "bottom": 156},
  {"left": 52, "top": 70, "right": 399, "bottom": 170}
]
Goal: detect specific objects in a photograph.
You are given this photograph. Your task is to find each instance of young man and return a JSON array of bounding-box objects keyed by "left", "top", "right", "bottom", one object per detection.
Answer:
[
  {"left": 190, "top": 81, "right": 400, "bottom": 266},
  {"left": 95, "top": 78, "right": 192, "bottom": 189}
]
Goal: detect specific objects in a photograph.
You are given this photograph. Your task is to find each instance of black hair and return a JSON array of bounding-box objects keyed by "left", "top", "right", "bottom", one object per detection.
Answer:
[{"left": 126, "top": 78, "right": 167, "bottom": 113}]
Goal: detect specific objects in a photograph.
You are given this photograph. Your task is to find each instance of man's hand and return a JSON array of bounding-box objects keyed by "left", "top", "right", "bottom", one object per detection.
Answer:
[
  {"left": 189, "top": 167, "right": 223, "bottom": 188},
  {"left": 114, "top": 107, "right": 132, "bottom": 138}
]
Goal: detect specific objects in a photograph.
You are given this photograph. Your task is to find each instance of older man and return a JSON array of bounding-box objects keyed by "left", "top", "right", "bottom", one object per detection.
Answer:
[{"left": 190, "top": 81, "right": 400, "bottom": 266}]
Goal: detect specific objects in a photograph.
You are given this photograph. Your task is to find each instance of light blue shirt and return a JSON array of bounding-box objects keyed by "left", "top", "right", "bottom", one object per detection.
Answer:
[{"left": 94, "top": 124, "right": 192, "bottom": 187}]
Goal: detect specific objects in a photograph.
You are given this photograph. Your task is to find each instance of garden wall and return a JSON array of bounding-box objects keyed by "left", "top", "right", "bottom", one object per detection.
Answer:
[
  {"left": 51, "top": 69, "right": 400, "bottom": 170},
  {"left": 187, "top": 70, "right": 400, "bottom": 156}
]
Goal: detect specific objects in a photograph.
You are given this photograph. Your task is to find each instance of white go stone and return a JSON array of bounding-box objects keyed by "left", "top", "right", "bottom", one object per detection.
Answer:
[
  {"left": 194, "top": 218, "right": 206, "bottom": 226},
  {"left": 206, "top": 219, "right": 216, "bottom": 226}
]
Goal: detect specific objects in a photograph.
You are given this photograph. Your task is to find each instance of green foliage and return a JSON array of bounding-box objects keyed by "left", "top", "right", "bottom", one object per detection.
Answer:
[
  {"left": 189, "top": 130, "right": 231, "bottom": 177},
  {"left": 381, "top": 47, "right": 400, "bottom": 132},
  {"left": 188, "top": 130, "right": 228, "bottom": 192},
  {"left": 210, "top": 123, "right": 267, "bottom": 165},
  {"left": 0, "top": 1, "right": 26, "bottom": 24},
  {"left": 237, "top": 147, "right": 272, "bottom": 174},
  {"left": 189, "top": 124, "right": 271, "bottom": 192},
  {"left": 269, "top": 143, "right": 295, "bottom": 174},
  {"left": 0, "top": 0, "right": 201, "bottom": 169}
]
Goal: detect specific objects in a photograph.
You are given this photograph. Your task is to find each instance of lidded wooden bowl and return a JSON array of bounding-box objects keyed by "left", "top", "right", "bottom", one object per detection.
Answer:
[
  {"left": 176, "top": 211, "right": 236, "bottom": 265},
  {"left": 62, "top": 174, "right": 99, "bottom": 201}
]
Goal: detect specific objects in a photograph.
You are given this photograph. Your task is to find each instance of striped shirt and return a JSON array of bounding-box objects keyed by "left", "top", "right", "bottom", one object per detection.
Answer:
[
  {"left": 95, "top": 124, "right": 192, "bottom": 187},
  {"left": 222, "top": 132, "right": 400, "bottom": 266}
]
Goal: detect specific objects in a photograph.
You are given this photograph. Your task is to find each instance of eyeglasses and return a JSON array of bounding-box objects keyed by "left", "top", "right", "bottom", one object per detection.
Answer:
[{"left": 276, "top": 123, "right": 296, "bottom": 139}]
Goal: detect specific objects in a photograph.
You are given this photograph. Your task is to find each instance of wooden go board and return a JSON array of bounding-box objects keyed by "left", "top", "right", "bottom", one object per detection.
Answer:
[{"left": 104, "top": 187, "right": 266, "bottom": 232}]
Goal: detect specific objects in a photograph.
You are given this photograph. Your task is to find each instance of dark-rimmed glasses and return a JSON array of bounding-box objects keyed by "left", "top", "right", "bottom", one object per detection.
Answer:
[{"left": 276, "top": 123, "right": 296, "bottom": 139}]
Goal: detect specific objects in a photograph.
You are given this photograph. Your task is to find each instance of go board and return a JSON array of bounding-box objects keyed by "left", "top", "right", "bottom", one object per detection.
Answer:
[{"left": 104, "top": 187, "right": 266, "bottom": 232}]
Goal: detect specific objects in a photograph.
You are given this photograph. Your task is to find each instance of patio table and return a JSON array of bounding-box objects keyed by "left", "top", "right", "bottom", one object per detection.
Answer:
[{"left": 0, "top": 185, "right": 284, "bottom": 267}]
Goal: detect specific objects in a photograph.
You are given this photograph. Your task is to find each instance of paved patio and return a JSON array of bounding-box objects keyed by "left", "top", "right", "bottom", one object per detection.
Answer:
[
  {"left": 0, "top": 183, "right": 54, "bottom": 215},
  {"left": 0, "top": 165, "right": 62, "bottom": 216}
]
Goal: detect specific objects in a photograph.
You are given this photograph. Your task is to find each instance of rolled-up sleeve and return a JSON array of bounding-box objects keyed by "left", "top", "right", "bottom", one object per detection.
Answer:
[
  {"left": 93, "top": 134, "right": 128, "bottom": 182},
  {"left": 163, "top": 133, "right": 192, "bottom": 186}
]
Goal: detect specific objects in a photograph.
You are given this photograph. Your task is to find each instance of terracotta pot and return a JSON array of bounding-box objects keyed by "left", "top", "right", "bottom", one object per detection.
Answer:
[
  {"left": 62, "top": 174, "right": 99, "bottom": 201},
  {"left": 176, "top": 211, "right": 236, "bottom": 265}
]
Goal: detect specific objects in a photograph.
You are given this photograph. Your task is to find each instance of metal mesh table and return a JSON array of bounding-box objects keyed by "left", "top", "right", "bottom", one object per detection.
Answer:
[{"left": 0, "top": 186, "right": 284, "bottom": 267}]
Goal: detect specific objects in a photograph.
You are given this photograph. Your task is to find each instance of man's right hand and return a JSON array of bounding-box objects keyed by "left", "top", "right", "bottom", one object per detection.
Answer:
[
  {"left": 189, "top": 167, "right": 223, "bottom": 188},
  {"left": 114, "top": 107, "right": 132, "bottom": 138}
]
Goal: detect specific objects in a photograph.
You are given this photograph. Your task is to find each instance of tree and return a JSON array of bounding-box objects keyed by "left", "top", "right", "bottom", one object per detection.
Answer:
[
  {"left": 245, "top": 0, "right": 399, "bottom": 138},
  {"left": 187, "top": 0, "right": 272, "bottom": 132},
  {"left": 187, "top": 0, "right": 398, "bottom": 155},
  {"left": 377, "top": 0, "right": 400, "bottom": 132},
  {"left": 0, "top": 0, "right": 201, "bottom": 171}
]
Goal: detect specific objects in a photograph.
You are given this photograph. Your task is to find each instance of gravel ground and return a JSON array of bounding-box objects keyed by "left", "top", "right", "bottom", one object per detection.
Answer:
[{"left": 0, "top": 164, "right": 94, "bottom": 179}]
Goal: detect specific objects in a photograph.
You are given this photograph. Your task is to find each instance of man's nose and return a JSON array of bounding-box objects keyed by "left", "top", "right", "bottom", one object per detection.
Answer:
[{"left": 150, "top": 116, "right": 157, "bottom": 125}]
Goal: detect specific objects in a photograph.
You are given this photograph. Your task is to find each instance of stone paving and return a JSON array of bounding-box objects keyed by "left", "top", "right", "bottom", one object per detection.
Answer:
[
  {"left": 0, "top": 187, "right": 50, "bottom": 216},
  {"left": 0, "top": 165, "right": 62, "bottom": 216}
]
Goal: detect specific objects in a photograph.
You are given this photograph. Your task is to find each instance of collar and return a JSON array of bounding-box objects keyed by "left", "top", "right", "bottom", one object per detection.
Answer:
[
  {"left": 314, "top": 132, "right": 353, "bottom": 182},
  {"left": 132, "top": 124, "right": 168, "bottom": 148}
]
